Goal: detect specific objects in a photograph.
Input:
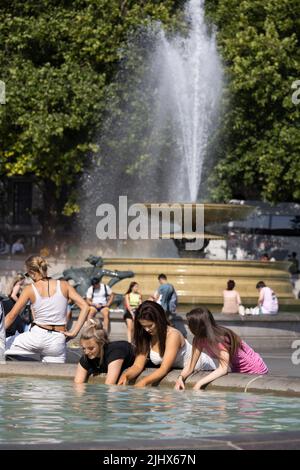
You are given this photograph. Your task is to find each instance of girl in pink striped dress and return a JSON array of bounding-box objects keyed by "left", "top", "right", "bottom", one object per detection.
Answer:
[{"left": 175, "top": 307, "right": 268, "bottom": 391}]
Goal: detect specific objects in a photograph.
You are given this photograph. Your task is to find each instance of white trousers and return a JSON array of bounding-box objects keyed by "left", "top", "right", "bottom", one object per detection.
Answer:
[{"left": 5, "top": 325, "right": 66, "bottom": 363}]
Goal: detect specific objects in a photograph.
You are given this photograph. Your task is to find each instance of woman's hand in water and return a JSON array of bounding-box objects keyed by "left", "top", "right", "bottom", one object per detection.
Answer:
[
  {"left": 134, "top": 379, "right": 147, "bottom": 388},
  {"left": 174, "top": 376, "right": 185, "bottom": 391},
  {"left": 193, "top": 382, "right": 204, "bottom": 391},
  {"left": 117, "top": 374, "right": 128, "bottom": 386}
]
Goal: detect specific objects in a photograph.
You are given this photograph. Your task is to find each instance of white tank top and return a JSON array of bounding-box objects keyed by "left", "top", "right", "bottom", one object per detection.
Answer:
[
  {"left": 31, "top": 280, "right": 68, "bottom": 325},
  {"left": 149, "top": 339, "right": 215, "bottom": 371}
]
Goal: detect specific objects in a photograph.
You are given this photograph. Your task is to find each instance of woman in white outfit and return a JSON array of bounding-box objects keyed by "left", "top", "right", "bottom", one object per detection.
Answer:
[
  {"left": 5, "top": 256, "right": 89, "bottom": 363},
  {"left": 118, "top": 301, "right": 215, "bottom": 387}
]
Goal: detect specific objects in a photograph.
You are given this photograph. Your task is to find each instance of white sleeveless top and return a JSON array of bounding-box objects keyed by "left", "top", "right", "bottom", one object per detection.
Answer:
[
  {"left": 31, "top": 280, "right": 68, "bottom": 325},
  {"left": 150, "top": 339, "right": 216, "bottom": 371}
]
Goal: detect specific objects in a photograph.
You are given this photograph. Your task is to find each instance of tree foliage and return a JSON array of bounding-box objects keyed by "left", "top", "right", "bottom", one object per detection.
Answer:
[
  {"left": 205, "top": 0, "right": 300, "bottom": 202},
  {"left": 1, "top": 0, "right": 299, "bottom": 242},
  {"left": 0, "top": 0, "right": 182, "bottom": 238}
]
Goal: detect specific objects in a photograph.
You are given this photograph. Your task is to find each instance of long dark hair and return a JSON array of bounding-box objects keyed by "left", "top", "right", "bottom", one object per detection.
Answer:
[
  {"left": 125, "top": 281, "right": 138, "bottom": 295},
  {"left": 186, "top": 307, "right": 242, "bottom": 362},
  {"left": 134, "top": 300, "right": 170, "bottom": 357}
]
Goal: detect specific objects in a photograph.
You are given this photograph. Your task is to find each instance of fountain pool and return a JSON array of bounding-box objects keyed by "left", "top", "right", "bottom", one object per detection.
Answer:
[{"left": 1, "top": 377, "right": 300, "bottom": 445}]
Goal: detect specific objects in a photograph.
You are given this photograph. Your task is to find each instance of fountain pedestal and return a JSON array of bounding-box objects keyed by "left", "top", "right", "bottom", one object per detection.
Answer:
[{"left": 103, "top": 258, "right": 299, "bottom": 312}]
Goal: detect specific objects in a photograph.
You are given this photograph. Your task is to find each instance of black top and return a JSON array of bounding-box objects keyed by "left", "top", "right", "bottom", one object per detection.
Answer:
[
  {"left": 79, "top": 341, "right": 135, "bottom": 376},
  {"left": 1, "top": 297, "right": 26, "bottom": 337}
]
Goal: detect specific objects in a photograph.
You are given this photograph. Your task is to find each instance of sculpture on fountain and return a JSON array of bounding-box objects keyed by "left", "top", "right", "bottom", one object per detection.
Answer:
[{"left": 60, "top": 256, "right": 134, "bottom": 306}]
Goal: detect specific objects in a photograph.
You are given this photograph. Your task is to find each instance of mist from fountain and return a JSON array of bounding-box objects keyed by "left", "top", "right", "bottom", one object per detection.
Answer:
[
  {"left": 152, "top": 0, "right": 223, "bottom": 202},
  {"left": 78, "top": 0, "right": 223, "bottom": 254}
]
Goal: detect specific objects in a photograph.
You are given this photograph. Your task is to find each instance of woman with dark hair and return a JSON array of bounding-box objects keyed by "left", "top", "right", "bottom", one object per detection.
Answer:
[
  {"left": 221, "top": 279, "right": 242, "bottom": 315},
  {"left": 123, "top": 282, "right": 142, "bottom": 343},
  {"left": 175, "top": 307, "right": 268, "bottom": 391},
  {"left": 118, "top": 301, "right": 215, "bottom": 388}
]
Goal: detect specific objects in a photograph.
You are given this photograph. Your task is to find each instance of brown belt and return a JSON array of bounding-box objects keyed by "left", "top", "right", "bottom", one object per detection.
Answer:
[{"left": 32, "top": 322, "right": 66, "bottom": 332}]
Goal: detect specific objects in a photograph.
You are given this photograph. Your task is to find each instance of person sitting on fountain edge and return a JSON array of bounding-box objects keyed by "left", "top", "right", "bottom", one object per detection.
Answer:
[{"left": 86, "top": 277, "right": 114, "bottom": 335}]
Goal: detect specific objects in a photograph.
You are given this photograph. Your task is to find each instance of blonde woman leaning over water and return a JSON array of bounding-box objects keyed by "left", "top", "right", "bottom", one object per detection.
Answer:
[{"left": 74, "top": 319, "right": 135, "bottom": 385}]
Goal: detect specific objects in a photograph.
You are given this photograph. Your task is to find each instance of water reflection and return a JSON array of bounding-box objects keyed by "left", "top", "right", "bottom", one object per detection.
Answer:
[{"left": 0, "top": 378, "right": 300, "bottom": 444}]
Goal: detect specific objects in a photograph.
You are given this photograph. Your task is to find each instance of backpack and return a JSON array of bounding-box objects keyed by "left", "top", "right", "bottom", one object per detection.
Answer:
[{"left": 168, "top": 288, "right": 178, "bottom": 314}]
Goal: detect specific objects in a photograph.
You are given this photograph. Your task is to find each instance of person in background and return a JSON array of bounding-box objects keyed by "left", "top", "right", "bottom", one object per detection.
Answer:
[
  {"left": 8, "top": 273, "right": 26, "bottom": 302},
  {"left": 0, "top": 302, "right": 5, "bottom": 363},
  {"left": 86, "top": 277, "right": 114, "bottom": 335},
  {"left": 2, "top": 273, "right": 28, "bottom": 337},
  {"left": 288, "top": 252, "right": 299, "bottom": 287},
  {"left": 123, "top": 282, "right": 142, "bottom": 343},
  {"left": 175, "top": 307, "right": 268, "bottom": 391},
  {"left": 118, "top": 301, "right": 215, "bottom": 388},
  {"left": 0, "top": 235, "right": 10, "bottom": 255},
  {"left": 11, "top": 238, "right": 25, "bottom": 255},
  {"left": 74, "top": 319, "right": 135, "bottom": 384},
  {"left": 221, "top": 280, "right": 241, "bottom": 315},
  {"left": 153, "top": 274, "right": 177, "bottom": 318},
  {"left": 256, "top": 281, "right": 279, "bottom": 315}
]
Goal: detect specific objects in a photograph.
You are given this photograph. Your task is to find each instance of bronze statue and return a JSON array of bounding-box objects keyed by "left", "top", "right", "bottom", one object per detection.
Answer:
[{"left": 61, "top": 255, "right": 134, "bottom": 306}]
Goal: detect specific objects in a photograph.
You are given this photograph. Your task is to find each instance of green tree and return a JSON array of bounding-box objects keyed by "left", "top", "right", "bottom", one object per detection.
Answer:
[
  {"left": 0, "top": 0, "right": 182, "bottom": 241},
  {"left": 205, "top": 0, "right": 300, "bottom": 203}
]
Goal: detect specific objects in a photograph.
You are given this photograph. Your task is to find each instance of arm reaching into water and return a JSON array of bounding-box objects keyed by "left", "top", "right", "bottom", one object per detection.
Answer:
[
  {"left": 134, "top": 332, "right": 182, "bottom": 388},
  {"left": 192, "top": 349, "right": 230, "bottom": 390},
  {"left": 74, "top": 363, "right": 89, "bottom": 384},
  {"left": 174, "top": 346, "right": 201, "bottom": 390},
  {"left": 117, "top": 353, "right": 148, "bottom": 385}
]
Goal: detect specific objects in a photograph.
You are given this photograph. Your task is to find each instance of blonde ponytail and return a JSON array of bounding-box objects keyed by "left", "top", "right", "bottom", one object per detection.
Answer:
[{"left": 25, "top": 255, "right": 49, "bottom": 279}]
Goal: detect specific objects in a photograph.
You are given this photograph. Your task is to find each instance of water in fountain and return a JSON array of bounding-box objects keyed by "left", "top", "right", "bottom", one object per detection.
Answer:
[
  {"left": 153, "top": 0, "right": 223, "bottom": 202},
  {"left": 78, "top": 0, "right": 223, "bottom": 254}
]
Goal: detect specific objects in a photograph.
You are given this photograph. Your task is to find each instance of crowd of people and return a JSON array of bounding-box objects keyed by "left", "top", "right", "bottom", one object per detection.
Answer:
[{"left": 0, "top": 255, "right": 273, "bottom": 390}]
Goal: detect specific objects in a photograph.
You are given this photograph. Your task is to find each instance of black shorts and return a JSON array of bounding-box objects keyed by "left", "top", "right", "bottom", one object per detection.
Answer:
[
  {"left": 123, "top": 310, "right": 134, "bottom": 321},
  {"left": 91, "top": 305, "right": 106, "bottom": 312}
]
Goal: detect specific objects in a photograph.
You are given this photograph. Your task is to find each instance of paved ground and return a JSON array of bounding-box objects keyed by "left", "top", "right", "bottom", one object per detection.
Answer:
[{"left": 259, "top": 348, "right": 300, "bottom": 378}]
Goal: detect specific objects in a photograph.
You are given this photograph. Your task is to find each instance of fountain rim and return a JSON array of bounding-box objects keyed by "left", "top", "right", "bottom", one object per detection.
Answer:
[
  {"left": 143, "top": 202, "right": 255, "bottom": 225},
  {"left": 102, "top": 257, "right": 291, "bottom": 270}
]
